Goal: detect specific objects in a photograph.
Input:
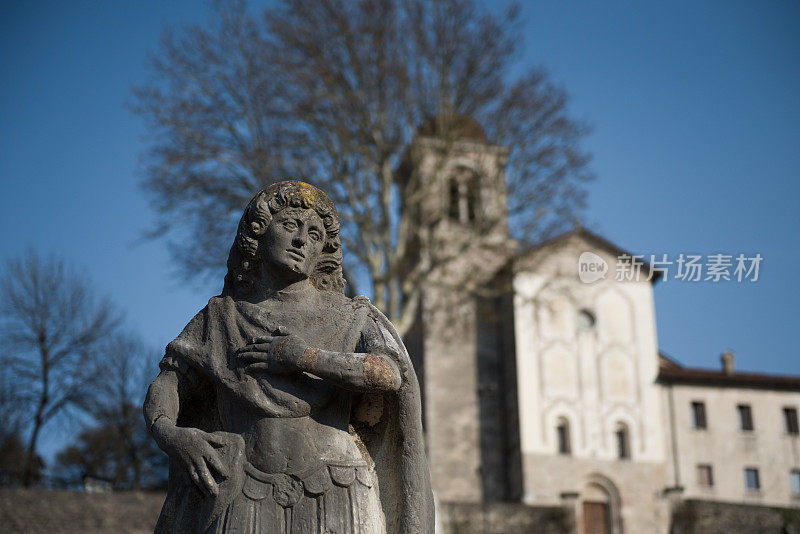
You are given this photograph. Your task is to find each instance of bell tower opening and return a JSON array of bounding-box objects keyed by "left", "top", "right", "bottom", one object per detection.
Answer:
[
  {"left": 446, "top": 165, "right": 481, "bottom": 225},
  {"left": 395, "top": 113, "right": 512, "bottom": 256}
]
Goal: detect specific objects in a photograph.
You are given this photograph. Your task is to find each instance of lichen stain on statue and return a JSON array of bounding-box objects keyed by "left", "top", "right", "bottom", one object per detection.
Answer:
[{"left": 144, "top": 181, "right": 434, "bottom": 533}]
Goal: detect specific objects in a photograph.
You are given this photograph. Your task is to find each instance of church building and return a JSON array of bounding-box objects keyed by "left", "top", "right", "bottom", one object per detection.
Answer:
[{"left": 399, "top": 117, "right": 800, "bottom": 533}]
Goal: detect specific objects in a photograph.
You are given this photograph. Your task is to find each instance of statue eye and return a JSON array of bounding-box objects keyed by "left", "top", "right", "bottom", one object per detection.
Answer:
[
  {"left": 308, "top": 230, "right": 322, "bottom": 241},
  {"left": 282, "top": 220, "right": 298, "bottom": 231}
]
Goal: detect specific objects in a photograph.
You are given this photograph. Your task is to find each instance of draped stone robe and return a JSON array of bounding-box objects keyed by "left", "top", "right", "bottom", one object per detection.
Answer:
[{"left": 147, "top": 288, "right": 434, "bottom": 534}]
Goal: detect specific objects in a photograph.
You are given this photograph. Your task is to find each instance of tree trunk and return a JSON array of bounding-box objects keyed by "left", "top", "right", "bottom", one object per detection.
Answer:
[
  {"left": 23, "top": 405, "right": 44, "bottom": 486},
  {"left": 131, "top": 452, "right": 142, "bottom": 491},
  {"left": 24, "top": 344, "right": 49, "bottom": 487}
]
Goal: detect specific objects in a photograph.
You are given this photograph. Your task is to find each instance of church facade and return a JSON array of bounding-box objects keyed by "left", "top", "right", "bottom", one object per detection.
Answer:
[{"left": 399, "top": 119, "right": 800, "bottom": 533}]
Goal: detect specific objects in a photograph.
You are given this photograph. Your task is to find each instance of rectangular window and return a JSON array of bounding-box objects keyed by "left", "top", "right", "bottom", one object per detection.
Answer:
[
  {"left": 745, "top": 468, "right": 760, "bottom": 491},
  {"left": 738, "top": 404, "right": 754, "bottom": 431},
  {"left": 784, "top": 408, "right": 799, "bottom": 435},
  {"left": 691, "top": 401, "right": 707, "bottom": 429},
  {"left": 697, "top": 464, "right": 714, "bottom": 488},
  {"left": 791, "top": 470, "right": 800, "bottom": 495}
]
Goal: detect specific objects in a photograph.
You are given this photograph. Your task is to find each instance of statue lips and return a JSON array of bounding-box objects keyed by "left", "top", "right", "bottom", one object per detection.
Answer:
[{"left": 286, "top": 248, "right": 305, "bottom": 262}]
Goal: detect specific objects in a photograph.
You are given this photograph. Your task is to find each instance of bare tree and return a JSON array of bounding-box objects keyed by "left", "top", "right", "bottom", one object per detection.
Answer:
[
  {"left": 132, "top": 0, "right": 592, "bottom": 333},
  {"left": 0, "top": 251, "right": 121, "bottom": 486},
  {"left": 0, "top": 353, "right": 27, "bottom": 441},
  {"left": 56, "top": 413, "right": 168, "bottom": 490},
  {"left": 0, "top": 362, "right": 35, "bottom": 485},
  {"left": 80, "top": 334, "right": 164, "bottom": 489}
]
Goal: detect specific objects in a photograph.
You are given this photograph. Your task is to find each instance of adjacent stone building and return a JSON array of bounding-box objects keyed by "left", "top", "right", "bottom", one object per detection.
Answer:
[
  {"left": 401, "top": 117, "right": 800, "bottom": 533},
  {"left": 659, "top": 358, "right": 800, "bottom": 507}
]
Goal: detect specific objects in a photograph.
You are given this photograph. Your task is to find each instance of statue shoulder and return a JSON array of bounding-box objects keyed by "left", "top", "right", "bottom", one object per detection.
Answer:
[
  {"left": 315, "top": 293, "right": 394, "bottom": 335},
  {"left": 315, "top": 291, "right": 371, "bottom": 315},
  {"left": 173, "top": 295, "right": 234, "bottom": 333},
  {"left": 178, "top": 295, "right": 232, "bottom": 320},
  {"left": 350, "top": 295, "right": 391, "bottom": 324},
  {"left": 347, "top": 295, "right": 406, "bottom": 351},
  {"left": 347, "top": 295, "right": 391, "bottom": 327},
  {"left": 207, "top": 294, "right": 236, "bottom": 311},
  {"left": 350, "top": 294, "right": 372, "bottom": 307},
  {"left": 163, "top": 295, "right": 237, "bottom": 369}
]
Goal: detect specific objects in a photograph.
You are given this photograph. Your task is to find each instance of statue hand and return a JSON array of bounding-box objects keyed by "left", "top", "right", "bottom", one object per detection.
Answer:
[
  {"left": 157, "top": 423, "right": 230, "bottom": 497},
  {"left": 237, "top": 326, "right": 309, "bottom": 374}
]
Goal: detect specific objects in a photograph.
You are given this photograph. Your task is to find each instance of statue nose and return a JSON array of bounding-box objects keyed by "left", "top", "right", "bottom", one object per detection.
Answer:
[{"left": 293, "top": 232, "right": 307, "bottom": 247}]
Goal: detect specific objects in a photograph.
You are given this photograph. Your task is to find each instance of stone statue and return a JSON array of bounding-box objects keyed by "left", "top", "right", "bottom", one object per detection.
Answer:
[{"left": 144, "top": 181, "right": 434, "bottom": 533}]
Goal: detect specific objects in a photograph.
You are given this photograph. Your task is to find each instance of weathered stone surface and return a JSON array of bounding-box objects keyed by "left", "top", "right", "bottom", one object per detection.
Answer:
[{"left": 143, "top": 181, "right": 433, "bottom": 533}]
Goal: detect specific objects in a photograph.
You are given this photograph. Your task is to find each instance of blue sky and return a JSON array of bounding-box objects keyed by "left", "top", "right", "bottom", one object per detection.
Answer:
[
  {"left": 516, "top": 1, "right": 800, "bottom": 375},
  {"left": 1, "top": 1, "right": 799, "bottom": 457}
]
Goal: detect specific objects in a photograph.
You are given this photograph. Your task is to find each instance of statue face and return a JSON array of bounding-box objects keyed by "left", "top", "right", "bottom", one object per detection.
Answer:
[{"left": 262, "top": 207, "right": 325, "bottom": 281}]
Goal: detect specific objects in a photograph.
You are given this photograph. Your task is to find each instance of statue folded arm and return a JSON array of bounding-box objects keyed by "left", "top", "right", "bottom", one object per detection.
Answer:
[
  {"left": 237, "top": 313, "right": 402, "bottom": 393},
  {"left": 297, "top": 347, "right": 401, "bottom": 392}
]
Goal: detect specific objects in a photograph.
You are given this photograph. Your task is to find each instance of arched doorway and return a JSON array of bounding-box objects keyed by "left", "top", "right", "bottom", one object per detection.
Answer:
[{"left": 581, "top": 476, "right": 622, "bottom": 534}]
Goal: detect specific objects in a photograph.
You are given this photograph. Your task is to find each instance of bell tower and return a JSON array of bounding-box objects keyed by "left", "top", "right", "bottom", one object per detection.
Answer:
[
  {"left": 396, "top": 114, "right": 511, "bottom": 256},
  {"left": 398, "top": 115, "right": 521, "bottom": 503}
]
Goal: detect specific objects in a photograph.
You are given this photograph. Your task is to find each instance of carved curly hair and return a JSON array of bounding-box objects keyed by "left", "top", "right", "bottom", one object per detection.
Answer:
[{"left": 221, "top": 181, "right": 346, "bottom": 296}]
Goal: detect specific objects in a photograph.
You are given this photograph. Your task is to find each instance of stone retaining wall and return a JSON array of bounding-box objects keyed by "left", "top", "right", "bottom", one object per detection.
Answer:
[
  {"left": 670, "top": 499, "right": 800, "bottom": 534},
  {"left": 438, "top": 501, "right": 575, "bottom": 534},
  {"left": 4, "top": 489, "right": 798, "bottom": 534},
  {"left": 0, "top": 488, "right": 164, "bottom": 534}
]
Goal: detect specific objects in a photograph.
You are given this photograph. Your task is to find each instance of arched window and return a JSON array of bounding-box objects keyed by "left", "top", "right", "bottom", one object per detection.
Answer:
[
  {"left": 577, "top": 308, "right": 596, "bottom": 331},
  {"left": 557, "top": 417, "right": 572, "bottom": 455},
  {"left": 615, "top": 422, "right": 630, "bottom": 460},
  {"left": 446, "top": 166, "right": 481, "bottom": 224},
  {"left": 448, "top": 178, "right": 460, "bottom": 220},
  {"left": 465, "top": 171, "right": 479, "bottom": 222}
]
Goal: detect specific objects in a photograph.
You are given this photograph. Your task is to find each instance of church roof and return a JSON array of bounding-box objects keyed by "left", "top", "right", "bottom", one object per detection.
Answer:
[
  {"left": 395, "top": 114, "right": 493, "bottom": 187},
  {"left": 657, "top": 355, "right": 800, "bottom": 391},
  {"left": 416, "top": 113, "right": 489, "bottom": 143},
  {"left": 514, "top": 226, "right": 663, "bottom": 283}
]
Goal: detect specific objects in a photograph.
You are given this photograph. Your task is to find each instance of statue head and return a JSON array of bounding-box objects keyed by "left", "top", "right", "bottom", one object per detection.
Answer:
[{"left": 222, "top": 181, "right": 345, "bottom": 296}]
